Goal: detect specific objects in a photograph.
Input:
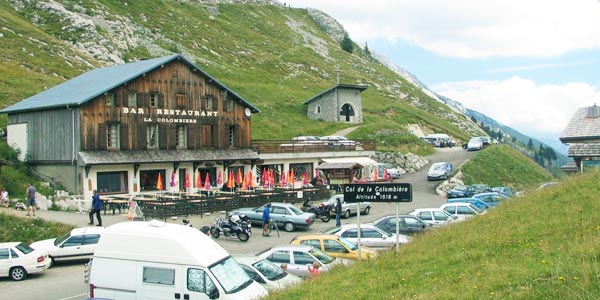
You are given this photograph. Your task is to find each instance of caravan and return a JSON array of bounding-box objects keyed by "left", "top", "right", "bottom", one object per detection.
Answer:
[{"left": 86, "top": 220, "right": 267, "bottom": 300}]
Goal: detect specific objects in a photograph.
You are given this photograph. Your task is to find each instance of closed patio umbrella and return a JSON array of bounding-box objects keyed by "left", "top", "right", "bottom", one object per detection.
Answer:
[
  {"left": 204, "top": 173, "right": 211, "bottom": 189},
  {"left": 156, "top": 172, "right": 164, "bottom": 190}
]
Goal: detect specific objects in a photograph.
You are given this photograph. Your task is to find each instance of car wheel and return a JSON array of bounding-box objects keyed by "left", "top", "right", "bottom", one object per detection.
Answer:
[
  {"left": 283, "top": 222, "right": 295, "bottom": 232},
  {"left": 10, "top": 266, "right": 27, "bottom": 281},
  {"left": 49, "top": 257, "right": 55, "bottom": 268},
  {"left": 363, "top": 207, "right": 370, "bottom": 215},
  {"left": 343, "top": 210, "right": 351, "bottom": 219}
]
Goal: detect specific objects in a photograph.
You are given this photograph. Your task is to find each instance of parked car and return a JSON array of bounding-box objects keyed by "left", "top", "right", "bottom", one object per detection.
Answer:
[
  {"left": 322, "top": 194, "right": 371, "bottom": 218},
  {"left": 0, "top": 242, "right": 51, "bottom": 281},
  {"left": 447, "top": 197, "right": 492, "bottom": 210},
  {"left": 291, "top": 136, "right": 321, "bottom": 143},
  {"left": 478, "top": 136, "right": 491, "bottom": 147},
  {"left": 30, "top": 226, "right": 104, "bottom": 266},
  {"left": 234, "top": 255, "right": 302, "bottom": 291},
  {"left": 257, "top": 245, "right": 350, "bottom": 279},
  {"left": 491, "top": 186, "right": 514, "bottom": 197},
  {"left": 290, "top": 233, "right": 378, "bottom": 260},
  {"left": 323, "top": 224, "right": 411, "bottom": 250},
  {"left": 232, "top": 202, "right": 316, "bottom": 232},
  {"left": 446, "top": 184, "right": 476, "bottom": 199},
  {"left": 320, "top": 135, "right": 356, "bottom": 147},
  {"left": 467, "top": 137, "right": 483, "bottom": 151},
  {"left": 421, "top": 136, "right": 440, "bottom": 147},
  {"left": 370, "top": 214, "right": 432, "bottom": 236},
  {"left": 440, "top": 202, "right": 486, "bottom": 220},
  {"left": 470, "top": 184, "right": 491, "bottom": 194},
  {"left": 408, "top": 208, "right": 457, "bottom": 227},
  {"left": 427, "top": 162, "right": 453, "bottom": 181},
  {"left": 472, "top": 192, "right": 510, "bottom": 207}
]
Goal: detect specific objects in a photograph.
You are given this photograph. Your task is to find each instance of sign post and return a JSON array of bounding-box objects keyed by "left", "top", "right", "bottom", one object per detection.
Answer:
[{"left": 343, "top": 183, "right": 412, "bottom": 253}]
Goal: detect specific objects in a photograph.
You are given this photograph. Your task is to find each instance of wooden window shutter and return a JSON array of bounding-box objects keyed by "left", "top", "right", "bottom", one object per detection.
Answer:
[
  {"left": 187, "top": 124, "right": 198, "bottom": 149},
  {"left": 168, "top": 125, "right": 176, "bottom": 149},
  {"left": 138, "top": 122, "right": 147, "bottom": 149},
  {"left": 120, "top": 123, "right": 129, "bottom": 150},
  {"left": 159, "top": 125, "right": 168, "bottom": 149},
  {"left": 97, "top": 123, "right": 107, "bottom": 150},
  {"left": 158, "top": 93, "right": 165, "bottom": 108},
  {"left": 139, "top": 93, "right": 147, "bottom": 107}
]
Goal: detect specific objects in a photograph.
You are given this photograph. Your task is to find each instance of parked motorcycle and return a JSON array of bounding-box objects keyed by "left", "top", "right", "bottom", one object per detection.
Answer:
[
  {"left": 302, "top": 200, "right": 331, "bottom": 222},
  {"left": 209, "top": 213, "right": 252, "bottom": 242}
]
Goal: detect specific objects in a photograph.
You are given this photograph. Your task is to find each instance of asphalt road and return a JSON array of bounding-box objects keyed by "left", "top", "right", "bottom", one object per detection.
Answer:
[{"left": 0, "top": 147, "right": 473, "bottom": 300}]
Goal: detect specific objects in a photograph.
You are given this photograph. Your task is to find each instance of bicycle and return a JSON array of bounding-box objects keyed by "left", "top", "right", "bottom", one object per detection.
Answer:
[{"left": 266, "top": 218, "right": 280, "bottom": 237}]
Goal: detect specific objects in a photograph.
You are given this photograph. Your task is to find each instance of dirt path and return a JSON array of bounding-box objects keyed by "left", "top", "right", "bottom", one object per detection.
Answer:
[{"left": 333, "top": 126, "right": 360, "bottom": 137}]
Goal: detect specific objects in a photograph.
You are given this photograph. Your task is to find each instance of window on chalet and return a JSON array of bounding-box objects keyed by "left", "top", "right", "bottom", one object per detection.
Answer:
[
  {"left": 315, "top": 105, "right": 321, "bottom": 114},
  {"left": 149, "top": 93, "right": 159, "bottom": 108},
  {"left": 107, "top": 124, "right": 120, "bottom": 149},
  {"left": 176, "top": 125, "right": 187, "bottom": 149},
  {"left": 127, "top": 92, "right": 137, "bottom": 107},
  {"left": 176, "top": 93, "right": 188, "bottom": 108},
  {"left": 228, "top": 126, "right": 236, "bottom": 147},
  {"left": 205, "top": 96, "right": 214, "bottom": 110},
  {"left": 97, "top": 171, "right": 128, "bottom": 193},
  {"left": 105, "top": 93, "right": 115, "bottom": 107},
  {"left": 225, "top": 100, "right": 234, "bottom": 112},
  {"left": 147, "top": 124, "right": 159, "bottom": 149}
]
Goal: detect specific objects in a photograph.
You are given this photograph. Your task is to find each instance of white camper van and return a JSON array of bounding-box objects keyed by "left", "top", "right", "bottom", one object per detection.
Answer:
[{"left": 86, "top": 220, "right": 267, "bottom": 300}]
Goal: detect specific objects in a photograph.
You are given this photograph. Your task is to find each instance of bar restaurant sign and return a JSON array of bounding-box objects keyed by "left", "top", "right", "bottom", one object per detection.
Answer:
[
  {"left": 343, "top": 183, "right": 412, "bottom": 203},
  {"left": 122, "top": 107, "right": 219, "bottom": 124}
]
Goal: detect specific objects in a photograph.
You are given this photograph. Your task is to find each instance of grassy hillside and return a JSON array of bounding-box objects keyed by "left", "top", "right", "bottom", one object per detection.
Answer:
[
  {"left": 460, "top": 145, "right": 554, "bottom": 190},
  {"left": 265, "top": 170, "right": 600, "bottom": 300},
  {"left": 0, "top": 0, "right": 484, "bottom": 155}
]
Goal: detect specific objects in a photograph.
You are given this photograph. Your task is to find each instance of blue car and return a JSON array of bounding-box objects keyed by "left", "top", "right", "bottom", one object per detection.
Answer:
[
  {"left": 472, "top": 192, "right": 509, "bottom": 207},
  {"left": 447, "top": 198, "right": 491, "bottom": 210}
]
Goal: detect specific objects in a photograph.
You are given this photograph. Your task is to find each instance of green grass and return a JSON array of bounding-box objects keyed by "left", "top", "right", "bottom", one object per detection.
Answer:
[
  {"left": 265, "top": 170, "right": 600, "bottom": 300},
  {"left": 0, "top": 213, "right": 73, "bottom": 244}
]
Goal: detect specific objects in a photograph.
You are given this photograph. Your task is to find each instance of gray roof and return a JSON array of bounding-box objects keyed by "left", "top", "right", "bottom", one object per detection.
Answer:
[
  {"left": 559, "top": 105, "right": 600, "bottom": 142},
  {"left": 303, "top": 84, "right": 368, "bottom": 105},
  {"left": 566, "top": 143, "right": 600, "bottom": 157},
  {"left": 78, "top": 149, "right": 259, "bottom": 165},
  {"left": 1, "top": 54, "right": 260, "bottom": 114},
  {"left": 316, "top": 162, "right": 363, "bottom": 170}
]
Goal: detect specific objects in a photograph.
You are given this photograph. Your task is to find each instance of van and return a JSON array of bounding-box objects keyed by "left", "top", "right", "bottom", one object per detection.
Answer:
[{"left": 86, "top": 220, "right": 267, "bottom": 300}]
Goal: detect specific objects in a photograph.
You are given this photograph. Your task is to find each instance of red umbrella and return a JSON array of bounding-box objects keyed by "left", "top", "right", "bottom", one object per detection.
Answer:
[
  {"left": 217, "top": 170, "right": 223, "bottom": 186},
  {"left": 156, "top": 173, "right": 164, "bottom": 190},
  {"left": 185, "top": 171, "right": 191, "bottom": 188},
  {"left": 281, "top": 171, "right": 287, "bottom": 187},
  {"left": 261, "top": 168, "right": 267, "bottom": 187},
  {"left": 383, "top": 168, "right": 389, "bottom": 181},
  {"left": 269, "top": 170, "right": 275, "bottom": 187},
  {"left": 303, "top": 170, "right": 309, "bottom": 186},
  {"left": 241, "top": 175, "right": 247, "bottom": 190},
  {"left": 204, "top": 173, "right": 210, "bottom": 189},
  {"left": 227, "top": 171, "right": 235, "bottom": 189},
  {"left": 289, "top": 169, "right": 295, "bottom": 186},
  {"left": 196, "top": 171, "right": 202, "bottom": 188},
  {"left": 237, "top": 169, "right": 243, "bottom": 184},
  {"left": 247, "top": 171, "right": 254, "bottom": 188},
  {"left": 372, "top": 167, "right": 378, "bottom": 181}
]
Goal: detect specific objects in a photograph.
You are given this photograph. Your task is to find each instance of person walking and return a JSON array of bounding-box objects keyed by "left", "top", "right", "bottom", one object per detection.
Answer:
[
  {"left": 88, "top": 190, "right": 103, "bottom": 226},
  {"left": 335, "top": 198, "right": 342, "bottom": 226},
  {"left": 1, "top": 188, "right": 9, "bottom": 208},
  {"left": 262, "top": 202, "right": 271, "bottom": 236},
  {"left": 308, "top": 261, "right": 321, "bottom": 278},
  {"left": 25, "top": 183, "right": 36, "bottom": 217}
]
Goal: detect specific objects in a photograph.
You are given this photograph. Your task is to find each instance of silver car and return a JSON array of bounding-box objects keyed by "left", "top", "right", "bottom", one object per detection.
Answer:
[
  {"left": 234, "top": 255, "right": 302, "bottom": 291},
  {"left": 256, "top": 245, "right": 350, "bottom": 279},
  {"left": 232, "top": 202, "right": 316, "bottom": 232}
]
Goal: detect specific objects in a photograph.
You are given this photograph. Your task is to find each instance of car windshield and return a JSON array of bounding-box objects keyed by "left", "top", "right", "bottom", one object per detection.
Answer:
[
  {"left": 252, "top": 258, "right": 287, "bottom": 281},
  {"left": 432, "top": 164, "right": 445, "bottom": 170},
  {"left": 209, "top": 256, "right": 254, "bottom": 294},
  {"left": 338, "top": 236, "right": 357, "bottom": 250},
  {"left": 323, "top": 227, "right": 341, "bottom": 234},
  {"left": 287, "top": 206, "right": 304, "bottom": 215},
  {"left": 16, "top": 242, "right": 34, "bottom": 254},
  {"left": 309, "top": 248, "right": 335, "bottom": 265},
  {"left": 452, "top": 185, "right": 467, "bottom": 191},
  {"left": 54, "top": 231, "right": 72, "bottom": 246}
]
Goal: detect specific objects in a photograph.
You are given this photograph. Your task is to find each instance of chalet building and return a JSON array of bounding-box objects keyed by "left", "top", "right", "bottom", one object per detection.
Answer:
[
  {"left": 303, "top": 84, "right": 367, "bottom": 123},
  {"left": 1, "top": 54, "right": 261, "bottom": 199},
  {"left": 559, "top": 104, "right": 600, "bottom": 172}
]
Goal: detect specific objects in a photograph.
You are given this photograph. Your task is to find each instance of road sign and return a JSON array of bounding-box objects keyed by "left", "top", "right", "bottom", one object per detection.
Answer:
[{"left": 343, "top": 183, "right": 412, "bottom": 203}]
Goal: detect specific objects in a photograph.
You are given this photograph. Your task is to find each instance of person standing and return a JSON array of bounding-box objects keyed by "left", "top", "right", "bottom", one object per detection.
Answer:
[
  {"left": 262, "top": 202, "right": 271, "bottom": 236},
  {"left": 1, "top": 188, "right": 9, "bottom": 208},
  {"left": 25, "top": 183, "right": 36, "bottom": 217},
  {"left": 335, "top": 198, "right": 342, "bottom": 226},
  {"left": 88, "top": 190, "right": 103, "bottom": 226},
  {"left": 308, "top": 261, "right": 321, "bottom": 278}
]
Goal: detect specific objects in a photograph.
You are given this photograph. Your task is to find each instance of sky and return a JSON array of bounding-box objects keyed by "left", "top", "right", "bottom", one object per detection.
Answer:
[{"left": 285, "top": 0, "right": 600, "bottom": 150}]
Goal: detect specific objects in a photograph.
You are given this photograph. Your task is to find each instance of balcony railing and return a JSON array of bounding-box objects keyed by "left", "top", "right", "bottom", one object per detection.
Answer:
[{"left": 251, "top": 140, "right": 376, "bottom": 154}]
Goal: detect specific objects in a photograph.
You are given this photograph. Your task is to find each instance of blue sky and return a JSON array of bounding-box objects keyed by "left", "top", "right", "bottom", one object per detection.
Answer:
[{"left": 286, "top": 0, "right": 600, "bottom": 149}]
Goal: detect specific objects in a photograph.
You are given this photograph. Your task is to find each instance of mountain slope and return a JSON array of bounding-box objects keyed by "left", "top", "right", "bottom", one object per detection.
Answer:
[{"left": 0, "top": 0, "right": 485, "bottom": 154}]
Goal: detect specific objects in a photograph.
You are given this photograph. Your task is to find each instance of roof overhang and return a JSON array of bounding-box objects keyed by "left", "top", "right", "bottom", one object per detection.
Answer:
[{"left": 78, "top": 149, "right": 259, "bottom": 166}]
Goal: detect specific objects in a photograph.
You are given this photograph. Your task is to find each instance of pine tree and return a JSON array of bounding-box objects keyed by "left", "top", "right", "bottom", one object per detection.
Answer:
[{"left": 341, "top": 34, "right": 353, "bottom": 53}]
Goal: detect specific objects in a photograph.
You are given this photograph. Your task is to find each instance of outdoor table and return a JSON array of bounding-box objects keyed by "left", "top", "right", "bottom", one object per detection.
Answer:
[{"left": 106, "top": 199, "right": 129, "bottom": 215}]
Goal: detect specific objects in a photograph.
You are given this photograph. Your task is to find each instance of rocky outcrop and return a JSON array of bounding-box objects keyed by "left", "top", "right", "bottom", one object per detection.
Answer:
[{"left": 371, "top": 152, "right": 429, "bottom": 174}]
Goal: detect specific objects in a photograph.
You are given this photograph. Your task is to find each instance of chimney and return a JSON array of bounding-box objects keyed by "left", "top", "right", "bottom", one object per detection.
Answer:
[{"left": 587, "top": 103, "right": 599, "bottom": 118}]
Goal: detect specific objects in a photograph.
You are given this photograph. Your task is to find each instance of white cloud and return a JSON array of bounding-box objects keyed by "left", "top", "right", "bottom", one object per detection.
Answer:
[
  {"left": 286, "top": 0, "right": 600, "bottom": 58},
  {"left": 433, "top": 77, "right": 600, "bottom": 138}
]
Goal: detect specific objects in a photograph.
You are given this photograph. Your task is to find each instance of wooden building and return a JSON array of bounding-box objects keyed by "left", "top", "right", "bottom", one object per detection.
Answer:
[
  {"left": 1, "top": 54, "right": 260, "bottom": 199},
  {"left": 303, "top": 84, "right": 367, "bottom": 123},
  {"left": 559, "top": 104, "right": 600, "bottom": 172}
]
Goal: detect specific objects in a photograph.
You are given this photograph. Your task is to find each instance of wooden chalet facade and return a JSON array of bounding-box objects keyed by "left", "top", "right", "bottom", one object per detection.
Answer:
[
  {"left": 559, "top": 104, "right": 600, "bottom": 172},
  {"left": 1, "top": 54, "right": 260, "bottom": 199}
]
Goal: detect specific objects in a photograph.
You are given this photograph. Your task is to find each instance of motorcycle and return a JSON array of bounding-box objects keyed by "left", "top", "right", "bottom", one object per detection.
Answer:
[
  {"left": 302, "top": 200, "right": 331, "bottom": 223},
  {"left": 209, "top": 213, "right": 252, "bottom": 242}
]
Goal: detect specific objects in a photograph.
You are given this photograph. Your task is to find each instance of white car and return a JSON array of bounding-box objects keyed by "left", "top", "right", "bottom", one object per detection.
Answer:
[
  {"left": 320, "top": 135, "right": 357, "bottom": 146},
  {"left": 409, "top": 208, "right": 457, "bottom": 227},
  {"left": 322, "top": 194, "right": 371, "bottom": 218},
  {"left": 257, "top": 245, "right": 350, "bottom": 279},
  {"left": 30, "top": 226, "right": 104, "bottom": 265},
  {"left": 323, "top": 223, "right": 411, "bottom": 250},
  {"left": 440, "top": 203, "right": 486, "bottom": 220},
  {"left": 467, "top": 137, "right": 483, "bottom": 151},
  {"left": 427, "top": 162, "right": 453, "bottom": 181},
  {"left": 234, "top": 255, "right": 302, "bottom": 291},
  {"left": 0, "top": 242, "right": 51, "bottom": 281}
]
